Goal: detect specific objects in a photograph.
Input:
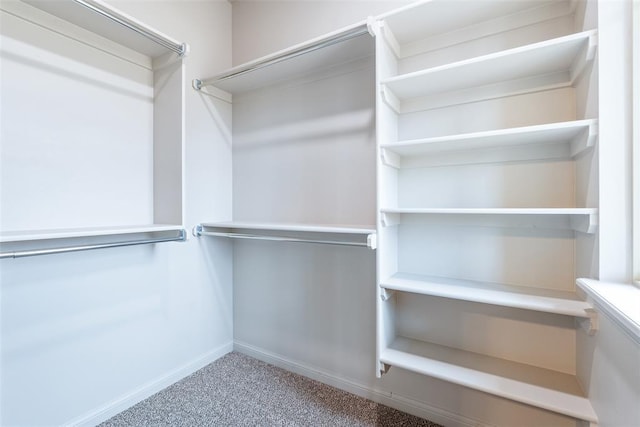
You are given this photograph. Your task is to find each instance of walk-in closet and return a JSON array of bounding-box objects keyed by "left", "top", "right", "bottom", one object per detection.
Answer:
[{"left": 1, "top": 0, "right": 638, "bottom": 426}]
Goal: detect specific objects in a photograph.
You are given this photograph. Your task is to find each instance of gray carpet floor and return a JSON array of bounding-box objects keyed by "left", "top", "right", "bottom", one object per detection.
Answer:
[{"left": 100, "top": 352, "right": 442, "bottom": 427}]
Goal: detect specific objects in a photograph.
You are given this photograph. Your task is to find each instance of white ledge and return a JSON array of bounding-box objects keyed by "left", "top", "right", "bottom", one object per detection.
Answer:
[{"left": 577, "top": 278, "right": 640, "bottom": 344}]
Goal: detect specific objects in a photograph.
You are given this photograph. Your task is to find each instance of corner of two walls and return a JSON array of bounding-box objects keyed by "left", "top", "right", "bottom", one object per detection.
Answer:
[{"left": 1, "top": 1, "right": 234, "bottom": 426}]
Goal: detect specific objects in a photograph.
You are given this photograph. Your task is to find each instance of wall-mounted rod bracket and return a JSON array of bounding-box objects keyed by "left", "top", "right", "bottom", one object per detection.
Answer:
[{"left": 380, "top": 287, "right": 396, "bottom": 301}]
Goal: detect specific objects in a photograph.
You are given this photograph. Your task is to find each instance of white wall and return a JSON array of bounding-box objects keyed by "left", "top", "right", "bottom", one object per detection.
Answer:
[
  {"left": 576, "top": 1, "right": 640, "bottom": 426},
  {"left": 0, "top": 1, "right": 233, "bottom": 425},
  {"left": 231, "top": 0, "right": 412, "bottom": 65}
]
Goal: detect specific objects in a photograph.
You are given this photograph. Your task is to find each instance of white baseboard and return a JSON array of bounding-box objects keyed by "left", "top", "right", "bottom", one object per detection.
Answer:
[
  {"left": 66, "top": 341, "right": 234, "bottom": 427},
  {"left": 233, "top": 340, "right": 488, "bottom": 427}
]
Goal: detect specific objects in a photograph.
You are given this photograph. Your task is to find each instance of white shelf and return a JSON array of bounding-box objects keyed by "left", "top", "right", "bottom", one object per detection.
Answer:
[
  {"left": 380, "top": 337, "right": 597, "bottom": 424},
  {"left": 198, "top": 22, "right": 373, "bottom": 95},
  {"left": 381, "top": 273, "right": 593, "bottom": 318},
  {"left": 197, "top": 222, "right": 377, "bottom": 249},
  {"left": 377, "top": 1, "right": 572, "bottom": 58},
  {"left": 380, "top": 120, "right": 598, "bottom": 167},
  {"left": 380, "top": 30, "right": 597, "bottom": 113},
  {"left": 19, "top": 0, "right": 186, "bottom": 58},
  {"left": 577, "top": 278, "right": 640, "bottom": 344},
  {"left": 0, "top": 225, "right": 185, "bottom": 243},
  {"left": 380, "top": 208, "right": 598, "bottom": 233}
]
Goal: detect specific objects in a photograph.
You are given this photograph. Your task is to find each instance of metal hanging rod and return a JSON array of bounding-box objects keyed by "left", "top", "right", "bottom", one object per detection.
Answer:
[
  {"left": 0, "top": 230, "right": 187, "bottom": 259},
  {"left": 197, "top": 230, "right": 371, "bottom": 248},
  {"left": 193, "top": 23, "right": 371, "bottom": 90},
  {"left": 73, "top": 0, "right": 188, "bottom": 57}
]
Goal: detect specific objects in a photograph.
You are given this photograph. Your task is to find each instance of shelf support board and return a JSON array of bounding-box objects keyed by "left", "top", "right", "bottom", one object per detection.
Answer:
[
  {"left": 380, "top": 148, "right": 401, "bottom": 168},
  {"left": 570, "top": 121, "right": 598, "bottom": 158},
  {"left": 381, "top": 212, "right": 400, "bottom": 227},
  {"left": 570, "top": 212, "right": 598, "bottom": 234},
  {"left": 570, "top": 33, "right": 598, "bottom": 84},
  {"left": 379, "top": 361, "right": 391, "bottom": 375},
  {"left": 380, "top": 85, "right": 402, "bottom": 114},
  {"left": 576, "top": 308, "right": 599, "bottom": 336},
  {"left": 380, "top": 21, "right": 401, "bottom": 58}
]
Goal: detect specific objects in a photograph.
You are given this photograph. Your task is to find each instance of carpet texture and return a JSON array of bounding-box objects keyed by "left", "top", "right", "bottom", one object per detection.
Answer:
[{"left": 100, "top": 352, "right": 442, "bottom": 426}]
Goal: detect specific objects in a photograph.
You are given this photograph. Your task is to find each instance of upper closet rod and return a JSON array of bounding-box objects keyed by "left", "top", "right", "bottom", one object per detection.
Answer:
[
  {"left": 193, "top": 23, "right": 371, "bottom": 89},
  {"left": 73, "top": 0, "right": 188, "bottom": 56},
  {"left": 0, "top": 230, "right": 187, "bottom": 259}
]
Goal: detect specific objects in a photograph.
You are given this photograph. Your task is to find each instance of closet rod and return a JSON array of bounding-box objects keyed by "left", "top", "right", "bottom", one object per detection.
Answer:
[
  {"left": 198, "top": 230, "right": 370, "bottom": 248},
  {"left": 73, "top": 0, "right": 188, "bottom": 56},
  {"left": 0, "top": 230, "right": 187, "bottom": 259},
  {"left": 193, "top": 23, "right": 370, "bottom": 89}
]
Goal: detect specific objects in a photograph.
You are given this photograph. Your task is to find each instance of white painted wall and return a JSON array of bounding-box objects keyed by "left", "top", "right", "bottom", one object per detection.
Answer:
[
  {"left": 231, "top": 0, "right": 412, "bottom": 65},
  {"left": 576, "top": 1, "right": 640, "bottom": 426},
  {"left": 0, "top": 1, "right": 233, "bottom": 425}
]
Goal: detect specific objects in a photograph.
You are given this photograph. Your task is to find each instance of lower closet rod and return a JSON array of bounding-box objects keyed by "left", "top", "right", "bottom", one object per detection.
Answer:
[
  {"left": 0, "top": 230, "right": 187, "bottom": 259},
  {"left": 198, "top": 231, "right": 369, "bottom": 248}
]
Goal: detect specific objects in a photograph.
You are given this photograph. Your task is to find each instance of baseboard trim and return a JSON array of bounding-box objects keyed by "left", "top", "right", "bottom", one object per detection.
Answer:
[
  {"left": 233, "top": 340, "right": 488, "bottom": 427},
  {"left": 66, "top": 341, "right": 234, "bottom": 427}
]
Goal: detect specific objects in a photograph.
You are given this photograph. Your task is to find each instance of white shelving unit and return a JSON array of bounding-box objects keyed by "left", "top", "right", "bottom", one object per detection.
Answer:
[
  {"left": 374, "top": 0, "right": 599, "bottom": 424},
  {"left": 0, "top": 0, "right": 187, "bottom": 254}
]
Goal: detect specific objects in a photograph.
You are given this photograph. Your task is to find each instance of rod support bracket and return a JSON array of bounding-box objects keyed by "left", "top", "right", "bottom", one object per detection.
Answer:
[
  {"left": 192, "top": 224, "right": 204, "bottom": 237},
  {"left": 192, "top": 79, "right": 203, "bottom": 91},
  {"left": 179, "top": 42, "right": 190, "bottom": 57},
  {"left": 367, "top": 233, "right": 377, "bottom": 250},
  {"left": 380, "top": 288, "right": 396, "bottom": 301}
]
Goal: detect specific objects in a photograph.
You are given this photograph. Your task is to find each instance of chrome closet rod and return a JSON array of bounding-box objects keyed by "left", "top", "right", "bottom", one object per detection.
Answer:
[
  {"left": 194, "top": 23, "right": 370, "bottom": 89},
  {"left": 0, "top": 230, "right": 187, "bottom": 259},
  {"left": 73, "top": 0, "right": 188, "bottom": 56},
  {"left": 198, "top": 230, "right": 370, "bottom": 248}
]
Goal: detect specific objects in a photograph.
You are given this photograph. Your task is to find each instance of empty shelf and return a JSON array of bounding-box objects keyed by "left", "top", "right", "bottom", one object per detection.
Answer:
[
  {"left": 577, "top": 278, "right": 640, "bottom": 343},
  {"left": 195, "top": 22, "right": 373, "bottom": 95},
  {"left": 380, "top": 208, "right": 598, "bottom": 234},
  {"left": 381, "top": 273, "right": 593, "bottom": 318},
  {"left": 378, "top": 1, "right": 572, "bottom": 57},
  {"left": 381, "top": 30, "right": 597, "bottom": 112},
  {"left": 195, "top": 222, "right": 377, "bottom": 249},
  {"left": 380, "top": 337, "right": 598, "bottom": 424},
  {"left": 19, "top": 0, "right": 187, "bottom": 58},
  {"left": 380, "top": 120, "right": 598, "bottom": 165}
]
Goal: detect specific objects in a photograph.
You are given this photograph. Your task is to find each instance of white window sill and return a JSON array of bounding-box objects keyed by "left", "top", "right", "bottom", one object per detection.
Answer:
[{"left": 577, "top": 278, "right": 640, "bottom": 344}]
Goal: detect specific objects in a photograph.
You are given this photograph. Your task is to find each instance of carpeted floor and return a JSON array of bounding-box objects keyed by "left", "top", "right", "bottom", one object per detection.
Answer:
[{"left": 100, "top": 352, "right": 442, "bottom": 426}]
